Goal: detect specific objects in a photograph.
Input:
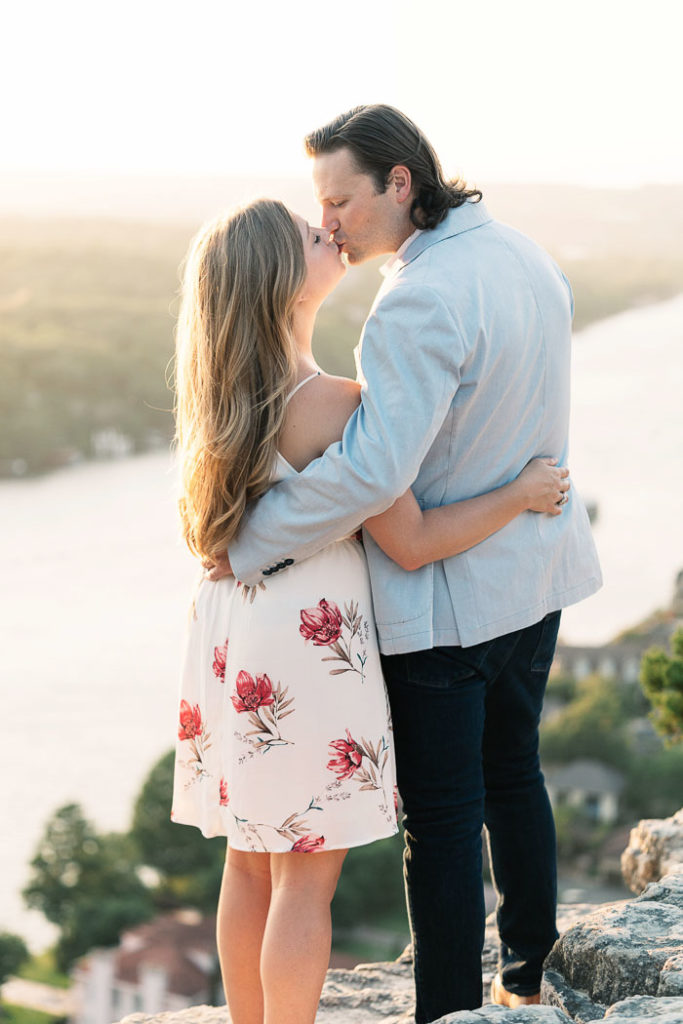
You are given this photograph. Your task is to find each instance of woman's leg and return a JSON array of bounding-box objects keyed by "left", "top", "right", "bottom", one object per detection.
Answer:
[
  {"left": 261, "top": 848, "right": 347, "bottom": 1024},
  {"left": 216, "top": 846, "right": 271, "bottom": 1024}
]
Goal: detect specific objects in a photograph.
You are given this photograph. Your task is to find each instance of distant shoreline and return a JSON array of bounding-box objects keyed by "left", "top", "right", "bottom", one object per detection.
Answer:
[
  {"left": 3, "top": 289, "right": 681, "bottom": 482},
  {"left": 2, "top": 174, "right": 682, "bottom": 224}
]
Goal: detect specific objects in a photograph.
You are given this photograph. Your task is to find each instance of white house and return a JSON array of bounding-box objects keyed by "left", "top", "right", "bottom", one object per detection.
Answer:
[
  {"left": 552, "top": 571, "right": 683, "bottom": 684},
  {"left": 71, "top": 909, "right": 223, "bottom": 1024},
  {"left": 545, "top": 759, "right": 625, "bottom": 824}
]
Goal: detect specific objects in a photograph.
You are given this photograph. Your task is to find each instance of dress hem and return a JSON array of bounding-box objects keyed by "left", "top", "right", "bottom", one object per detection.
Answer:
[{"left": 170, "top": 816, "right": 399, "bottom": 852}]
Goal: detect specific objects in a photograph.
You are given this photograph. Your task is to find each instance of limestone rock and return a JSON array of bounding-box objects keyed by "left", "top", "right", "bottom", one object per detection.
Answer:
[
  {"left": 119, "top": 1011, "right": 224, "bottom": 1024},
  {"left": 317, "top": 957, "right": 415, "bottom": 1021},
  {"left": 541, "top": 968, "right": 607, "bottom": 1022},
  {"left": 545, "top": 878, "right": 683, "bottom": 1007},
  {"left": 658, "top": 951, "right": 683, "bottom": 997},
  {"left": 634, "top": 872, "right": 683, "bottom": 913},
  {"left": 432, "top": 1008, "right": 572, "bottom": 1023},
  {"left": 604, "top": 995, "right": 683, "bottom": 1020},
  {"left": 621, "top": 809, "right": 683, "bottom": 895}
]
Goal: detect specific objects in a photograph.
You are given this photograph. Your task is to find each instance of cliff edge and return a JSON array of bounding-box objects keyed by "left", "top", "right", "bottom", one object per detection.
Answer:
[{"left": 114, "top": 810, "right": 683, "bottom": 1024}]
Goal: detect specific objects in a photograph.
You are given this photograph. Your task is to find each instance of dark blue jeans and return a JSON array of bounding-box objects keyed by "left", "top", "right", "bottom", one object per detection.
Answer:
[{"left": 381, "top": 611, "right": 560, "bottom": 1023}]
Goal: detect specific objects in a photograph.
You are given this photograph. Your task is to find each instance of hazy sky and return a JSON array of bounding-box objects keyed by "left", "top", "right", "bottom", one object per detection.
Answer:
[{"left": 3, "top": 0, "right": 681, "bottom": 186}]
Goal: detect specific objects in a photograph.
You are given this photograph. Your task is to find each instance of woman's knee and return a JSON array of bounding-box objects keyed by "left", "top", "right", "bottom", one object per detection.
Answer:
[
  {"left": 270, "top": 849, "right": 347, "bottom": 902},
  {"left": 225, "top": 846, "right": 272, "bottom": 884}
]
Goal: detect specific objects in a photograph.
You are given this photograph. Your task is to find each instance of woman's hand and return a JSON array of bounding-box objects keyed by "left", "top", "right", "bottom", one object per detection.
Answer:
[
  {"left": 516, "top": 457, "right": 570, "bottom": 515},
  {"left": 202, "top": 552, "right": 233, "bottom": 581}
]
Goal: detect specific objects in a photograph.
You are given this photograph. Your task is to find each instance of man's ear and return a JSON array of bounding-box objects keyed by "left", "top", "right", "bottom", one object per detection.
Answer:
[{"left": 389, "top": 165, "right": 412, "bottom": 204}]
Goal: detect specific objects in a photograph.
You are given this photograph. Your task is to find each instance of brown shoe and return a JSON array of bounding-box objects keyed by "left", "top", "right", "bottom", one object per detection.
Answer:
[{"left": 491, "top": 973, "right": 541, "bottom": 1007}]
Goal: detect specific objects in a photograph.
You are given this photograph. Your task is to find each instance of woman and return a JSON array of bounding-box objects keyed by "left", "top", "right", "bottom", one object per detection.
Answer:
[{"left": 171, "top": 199, "right": 569, "bottom": 1024}]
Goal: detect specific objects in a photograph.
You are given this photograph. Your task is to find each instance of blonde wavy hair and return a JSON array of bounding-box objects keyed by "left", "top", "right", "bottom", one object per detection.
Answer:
[{"left": 174, "top": 199, "right": 306, "bottom": 561}]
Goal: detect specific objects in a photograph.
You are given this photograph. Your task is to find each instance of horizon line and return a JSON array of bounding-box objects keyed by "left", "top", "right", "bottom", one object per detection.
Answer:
[{"left": 2, "top": 168, "right": 683, "bottom": 191}]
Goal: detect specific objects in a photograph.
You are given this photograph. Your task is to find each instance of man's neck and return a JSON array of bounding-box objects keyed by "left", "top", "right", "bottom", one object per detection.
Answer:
[
  {"left": 394, "top": 223, "right": 421, "bottom": 255},
  {"left": 380, "top": 225, "right": 423, "bottom": 277}
]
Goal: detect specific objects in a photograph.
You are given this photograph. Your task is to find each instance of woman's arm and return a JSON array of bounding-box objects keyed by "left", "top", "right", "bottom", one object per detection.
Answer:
[{"left": 363, "top": 458, "right": 570, "bottom": 571}]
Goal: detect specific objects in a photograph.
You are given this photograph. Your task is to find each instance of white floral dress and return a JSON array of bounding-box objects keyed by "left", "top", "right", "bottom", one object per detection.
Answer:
[{"left": 171, "top": 454, "right": 398, "bottom": 853}]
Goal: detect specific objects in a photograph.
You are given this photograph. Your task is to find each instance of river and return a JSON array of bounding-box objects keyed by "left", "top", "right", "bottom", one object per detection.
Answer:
[{"left": 1, "top": 294, "right": 682, "bottom": 948}]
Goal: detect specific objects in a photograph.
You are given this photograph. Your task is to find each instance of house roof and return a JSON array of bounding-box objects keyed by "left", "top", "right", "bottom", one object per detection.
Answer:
[
  {"left": 108, "top": 911, "right": 217, "bottom": 997},
  {"left": 545, "top": 759, "right": 625, "bottom": 794},
  {"left": 556, "top": 613, "right": 678, "bottom": 660}
]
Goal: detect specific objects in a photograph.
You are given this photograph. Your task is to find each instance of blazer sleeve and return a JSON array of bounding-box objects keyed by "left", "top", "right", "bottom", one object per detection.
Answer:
[{"left": 229, "top": 281, "right": 465, "bottom": 584}]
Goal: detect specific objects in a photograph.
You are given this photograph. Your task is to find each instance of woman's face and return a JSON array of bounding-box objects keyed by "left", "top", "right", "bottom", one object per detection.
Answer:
[{"left": 294, "top": 214, "right": 346, "bottom": 306}]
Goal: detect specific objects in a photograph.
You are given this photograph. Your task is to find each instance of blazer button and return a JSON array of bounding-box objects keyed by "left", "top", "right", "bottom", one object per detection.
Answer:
[
  {"left": 277, "top": 561, "right": 286, "bottom": 569},
  {"left": 262, "top": 568, "right": 272, "bottom": 576},
  {"left": 284, "top": 558, "right": 294, "bottom": 566}
]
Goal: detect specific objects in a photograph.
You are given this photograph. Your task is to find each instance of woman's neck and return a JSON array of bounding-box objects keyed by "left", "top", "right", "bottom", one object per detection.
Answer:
[{"left": 292, "top": 303, "right": 319, "bottom": 377}]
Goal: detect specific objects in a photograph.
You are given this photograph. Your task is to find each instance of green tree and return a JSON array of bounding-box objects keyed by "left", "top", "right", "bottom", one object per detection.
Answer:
[
  {"left": 22, "top": 804, "right": 154, "bottom": 971},
  {"left": 331, "top": 834, "right": 406, "bottom": 930},
  {"left": 130, "top": 750, "right": 225, "bottom": 911},
  {"left": 623, "top": 745, "right": 683, "bottom": 820},
  {"left": 540, "top": 675, "right": 644, "bottom": 769},
  {"left": 545, "top": 672, "right": 577, "bottom": 704},
  {"left": 0, "top": 932, "right": 29, "bottom": 989},
  {"left": 640, "top": 629, "right": 683, "bottom": 745},
  {"left": 552, "top": 804, "right": 609, "bottom": 863}
]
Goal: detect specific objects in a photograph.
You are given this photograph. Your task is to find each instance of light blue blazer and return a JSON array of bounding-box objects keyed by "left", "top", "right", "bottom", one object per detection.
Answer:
[{"left": 230, "top": 201, "right": 602, "bottom": 653}]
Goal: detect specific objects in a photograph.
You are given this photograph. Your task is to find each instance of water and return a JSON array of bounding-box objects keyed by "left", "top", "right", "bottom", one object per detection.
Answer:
[
  {"left": 560, "top": 292, "right": 683, "bottom": 643},
  {"left": 2, "top": 295, "right": 682, "bottom": 949},
  {"left": 0, "top": 451, "right": 197, "bottom": 949}
]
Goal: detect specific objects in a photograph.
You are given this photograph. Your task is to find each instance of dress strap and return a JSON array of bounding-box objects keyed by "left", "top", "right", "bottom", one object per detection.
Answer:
[{"left": 285, "top": 371, "right": 321, "bottom": 404}]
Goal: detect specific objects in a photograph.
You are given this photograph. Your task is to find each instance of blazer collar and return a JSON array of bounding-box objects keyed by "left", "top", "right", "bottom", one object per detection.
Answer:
[{"left": 381, "top": 200, "right": 492, "bottom": 279}]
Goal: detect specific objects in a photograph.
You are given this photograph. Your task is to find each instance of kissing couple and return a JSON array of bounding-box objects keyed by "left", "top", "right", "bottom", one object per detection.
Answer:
[{"left": 171, "top": 104, "right": 602, "bottom": 1024}]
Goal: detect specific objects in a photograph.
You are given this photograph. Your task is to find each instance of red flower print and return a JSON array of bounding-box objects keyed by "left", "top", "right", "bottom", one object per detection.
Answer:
[
  {"left": 394, "top": 785, "right": 399, "bottom": 817},
  {"left": 291, "top": 834, "right": 325, "bottom": 853},
  {"left": 212, "top": 641, "right": 228, "bottom": 681},
  {"left": 178, "top": 700, "right": 202, "bottom": 740},
  {"left": 231, "top": 670, "right": 275, "bottom": 713},
  {"left": 327, "top": 729, "right": 363, "bottom": 780},
  {"left": 299, "top": 598, "right": 343, "bottom": 646},
  {"left": 219, "top": 777, "right": 229, "bottom": 806}
]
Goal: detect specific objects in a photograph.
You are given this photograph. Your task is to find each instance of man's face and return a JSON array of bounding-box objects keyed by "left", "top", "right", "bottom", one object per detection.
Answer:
[{"left": 311, "top": 147, "right": 410, "bottom": 265}]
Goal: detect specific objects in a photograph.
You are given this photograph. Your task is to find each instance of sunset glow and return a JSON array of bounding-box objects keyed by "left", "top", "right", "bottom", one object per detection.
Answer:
[{"left": 3, "top": 0, "right": 681, "bottom": 188}]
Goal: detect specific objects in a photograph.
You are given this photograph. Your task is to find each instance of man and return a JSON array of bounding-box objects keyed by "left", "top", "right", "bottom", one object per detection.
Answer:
[{"left": 219, "top": 105, "right": 602, "bottom": 1022}]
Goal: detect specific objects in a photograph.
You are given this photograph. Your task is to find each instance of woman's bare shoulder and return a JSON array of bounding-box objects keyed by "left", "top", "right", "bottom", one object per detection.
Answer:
[
  {"left": 280, "top": 373, "right": 361, "bottom": 469},
  {"left": 310, "top": 374, "right": 360, "bottom": 437},
  {"left": 315, "top": 373, "right": 361, "bottom": 412}
]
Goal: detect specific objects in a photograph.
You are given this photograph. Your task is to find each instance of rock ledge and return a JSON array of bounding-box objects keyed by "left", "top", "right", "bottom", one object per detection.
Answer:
[{"left": 117, "top": 810, "right": 683, "bottom": 1024}]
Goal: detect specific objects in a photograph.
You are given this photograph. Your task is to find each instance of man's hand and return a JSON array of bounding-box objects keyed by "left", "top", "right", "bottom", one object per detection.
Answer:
[{"left": 202, "top": 552, "right": 234, "bottom": 582}]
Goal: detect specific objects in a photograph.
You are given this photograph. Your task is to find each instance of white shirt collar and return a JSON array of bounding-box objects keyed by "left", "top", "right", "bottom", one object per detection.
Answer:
[{"left": 380, "top": 227, "right": 423, "bottom": 277}]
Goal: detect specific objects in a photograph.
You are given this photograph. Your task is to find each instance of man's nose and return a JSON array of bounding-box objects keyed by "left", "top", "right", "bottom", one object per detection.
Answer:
[{"left": 321, "top": 209, "right": 340, "bottom": 233}]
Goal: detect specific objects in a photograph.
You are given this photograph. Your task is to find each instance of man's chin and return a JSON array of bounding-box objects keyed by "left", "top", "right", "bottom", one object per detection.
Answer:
[{"left": 344, "top": 249, "right": 363, "bottom": 265}]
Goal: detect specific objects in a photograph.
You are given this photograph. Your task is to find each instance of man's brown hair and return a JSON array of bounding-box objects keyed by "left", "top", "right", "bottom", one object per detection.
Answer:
[{"left": 304, "top": 104, "right": 482, "bottom": 230}]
